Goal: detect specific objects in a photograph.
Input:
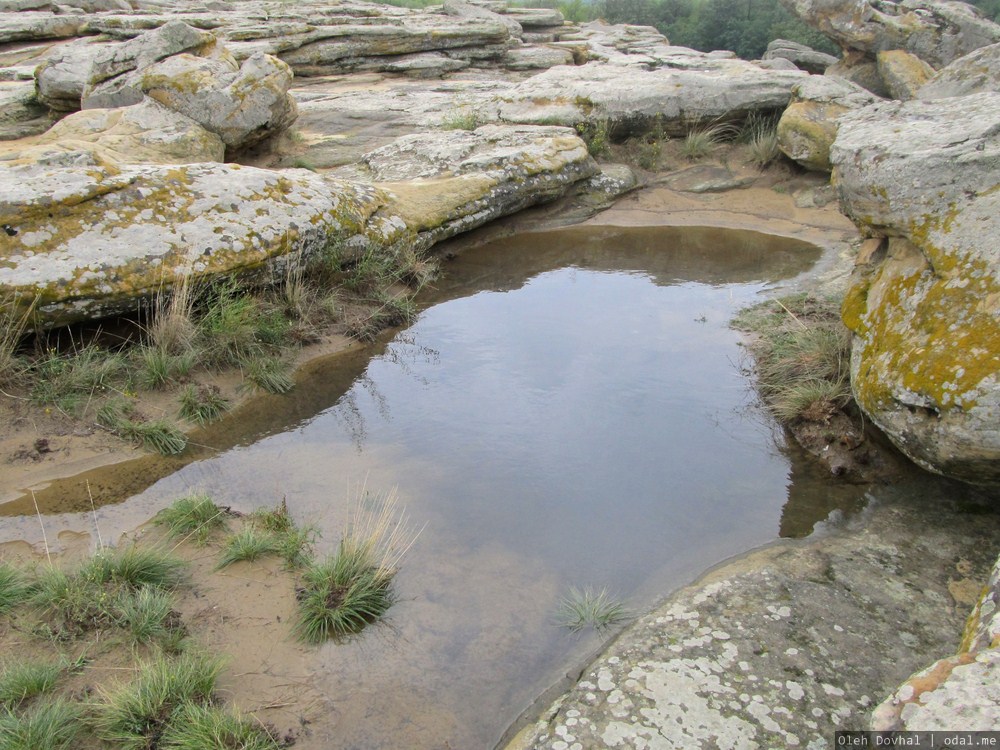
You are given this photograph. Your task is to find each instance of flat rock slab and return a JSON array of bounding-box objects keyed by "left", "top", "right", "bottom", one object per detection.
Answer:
[{"left": 510, "top": 480, "right": 1000, "bottom": 749}]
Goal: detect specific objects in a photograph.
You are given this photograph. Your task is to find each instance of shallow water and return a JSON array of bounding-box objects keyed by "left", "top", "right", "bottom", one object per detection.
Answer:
[{"left": 3, "top": 225, "right": 876, "bottom": 748}]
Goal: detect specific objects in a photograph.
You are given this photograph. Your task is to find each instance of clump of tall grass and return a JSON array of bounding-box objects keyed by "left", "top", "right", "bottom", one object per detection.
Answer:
[
  {"left": 197, "top": 280, "right": 290, "bottom": 368},
  {"left": 154, "top": 494, "right": 229, "bottom": 545},
  {"left": 741, "top": 110, "right": 782, "bottom": 167},
  {"left": 681, "top": 122, "right": 737, "bottom": 160},
  {"left": 556, "top": 586, "right": 629, "bottom": 633},
  {"left": 440, "top": 108, "right": 483, "bottom": 131},
  {"left": 0, "top": 698, "right": 81, "bottom": 750},
  {"left": 292, "top": 487, "right": 418, "bottom": 643},
  {"left": 91, "top": 652, "right": 223, "bottom": 748},
  {"left": 733, "top": 294, "right": 852, "bottom": 424},
  {"left": 0, "top": 297, "right": 32, "bottom": 390},
  {"left": 239, "top": 355, "right": 295, "bottom": 394}
]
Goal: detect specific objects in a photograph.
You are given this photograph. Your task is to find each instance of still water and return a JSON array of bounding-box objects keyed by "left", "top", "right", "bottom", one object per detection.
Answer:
[{"left": 3, "top": 225, "right": 870, "bottom": 748}]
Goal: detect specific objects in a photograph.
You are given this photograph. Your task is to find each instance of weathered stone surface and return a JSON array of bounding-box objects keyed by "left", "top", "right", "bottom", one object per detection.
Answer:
[
  {"left": 503, "top": 44, "right": 574, "bottom": 70},
  {"left": 0, "top": 162, "right": 390, "bottom": 325},
  {"left": 918, "top": 41, "right": 1000, "bottom": 99},
  {"left": 349, "top": 124, "right": 598, "bottom": 249},
  {"left": 10, "top": 98, "right": 225, "bottom": 164},
  {"left": 489, "top": 60, "right": 807, "bottom": 135},
  {"left": 777, "top": 75, "right": 880, "bottom": 171},
  {"left": 827, "top": 49, "right": 891, "bottom": 97},
  {"left": 444, "top": 0, "right": 522, "bottom": 38},
  {"left": 508, "top": 482, "right": 1000, "bottom": 749},
  {"left": 833, "top": 93, "right": 1000, "bottom": 484},
  {"left": 0, "top": 11, "right": 84, "bottom": 44},
  {"left": 33, "top": 38, "right": 105, "bottom": 112},
  {"left": 763, "top": 38, "right": 838, "bottom": 73},
  {"left": 779, "top": 0, "right": 1000, "bottom": 68},
  {"left": 877, "top": 49, "right": 935, "bottom": 100},
  {"left": 142, "top": 51, "right": 298, "bottom": 151},
  {"left": 0, "top": 79, "right": 49, "bottom": 139}
]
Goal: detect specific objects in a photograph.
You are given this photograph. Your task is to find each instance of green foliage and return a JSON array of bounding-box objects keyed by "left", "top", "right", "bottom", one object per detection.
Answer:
[
  {"left": 158, "top": 702, "right": 282, "bottom": 750},
  {"left": 556, "top": 586, "right": 629, "bottom": 633},
  {"left": 91, "top": 652, "right": 223, "bottom": 749},
  {"left": 0, "top": 699, "right": 81, "bottom": 750},
  {"left": 440, "top": 109, "right": 483, "bottom": 131},
  {"left": 197, "top": 280, "right": 290, "bottom": 368},
  {"left": 155, "top": 494, "right": 229, "bottom": 545},
  {"left": 177, "top": 384, "right": 229, "bottom": 426},
  {"left": 114, "top": 587, "right": 176, "bottom": 645},
  {"left": 218, "top": 501, "right": 315, "bottom": 570},
  {"left": 80, "top": 546, "right": 187, "bottom": 590},
  {"left": 136, "top": 346, "right": 195, "bottom": 390},
  {"left": 239, "top": 355, "right": 295, "bottom": 395},
  {"left": 576, "top": 119, "right": 611, "bottom": 157},
  {"left": 733, "top": 294, "right": 852, "bottom": 423}
]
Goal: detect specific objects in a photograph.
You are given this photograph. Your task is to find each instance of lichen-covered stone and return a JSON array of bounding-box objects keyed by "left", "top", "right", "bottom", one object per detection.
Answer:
[
  {"left": 832, "top": 92, "right": 1000, "bottom": 484},
  {"left": 876, "top": 49, "right": 936, "bottom": 100},
  {"left": 0, "top": 79, "right": 49, "bottom": 140},
  {"left": 918, "top": 41, "right": 1000, "bottom": 99},
  {"left": 13, "top": 99, "right": 225, "bottom": 164},
  {"left": 763, "top": 38, "right": 838, "bottom": 73},
  {"left": 0, "top": 161, "right": 389, "bottom": 326},
  {"left": 777, "top": 75, "right": 879, "bottom": 171},
  {"left": 142, "top": 50, "right": 297, "bottom": 151},
  {"left": 779, "top": 0, "right": 1000, "bottom": 68}
]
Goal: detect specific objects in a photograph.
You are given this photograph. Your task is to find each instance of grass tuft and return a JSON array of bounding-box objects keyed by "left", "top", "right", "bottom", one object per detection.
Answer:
[
  {"left": 216, "top": 527, "right": 281, "bottom": 569},
  {"left": 681, "top": 122, "right": 737, "bottom": 160},
  {"left": 440, "top": 109, "right": 482, "bottom": 131},
  {"left": 292, "top": 487, "right": 417, "bottom": 643},
  {"left": 154, "top": 494, "right": 229, "bottom": 545},
  {"left": 741, "top": 110, "right": 782, "bottom": 167},
  {"left": 0, "top": 563, "right": 31, "bottom": 614},
  {"left": 0, "top": 698, "right": 81, "bottom": 750},
  {"left": 91, "top": 652, "right": 223, "bottom": 749},
  {"left": 98, "top": 399, "right": 188, "bottom": 455},
  {"left": 733, "top": 294, "right": 852, "bottom": 424},
  {"left": 158, "top": 701, "right": 282, "bottom": 750},
  {"left": 0, "top": 661, "right": 64, "bottom": 709},
  {"left": 0, "top": 296, "right": 32, "bottom": 390},
  {"left": 240, "top": 355, "right": 295, "bottom": 395},
  {"left": 556, "top": 586, "right": 629, "bottom": 633},
  {"left": 114, "top": 587, "right": 177, "bottom": 645},
  {"left": 30, "top": 345, "right": 127, "bottom": 415},
  {"left": 177, "top": 384, "right": 229, "bottom": 426},
  {"left": 80, "top": 545, "right": 187, "bottom": 590}
]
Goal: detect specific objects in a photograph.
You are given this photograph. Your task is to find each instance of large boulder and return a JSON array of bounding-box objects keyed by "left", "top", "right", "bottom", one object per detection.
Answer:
[
  {"left": 0, "top": 79, "right": 49, "bottom": 139},
  {"left": 827, "top": 48, "right": 891, "bottom": 97},
  {"left": 832, "top": 92, "right": 1000, "bottom": 484},
  {"left": 876, "top": 49, "right": 935, "bottom": 100},
  {"left": 763, "top": 38, "right": 838, "bottom": 73},
  {"left": 8, "top": 98, "right": 225, "bottom": 164},
  {"left": 487, "top": 59, "right": 808, "bottom": 135},
  {"left": 778, "top": 0, "right": 1000, "bottom": 68},
  {"left": 141, "top": 51, "right": 298, "bottom": 151},
  {"left": 35, "top": 20, "right": 219, "bottom": 112},
  {"left": 918, "top": 41, "right": 1000, "bottom": 99},
  {"left": 777, "top": 75, "right": 879, "bottom": 171}
]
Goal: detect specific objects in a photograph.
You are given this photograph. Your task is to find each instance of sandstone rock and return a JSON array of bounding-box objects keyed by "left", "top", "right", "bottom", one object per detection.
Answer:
[
  {"left": 276, "top": 16, "right": 511, "bottom": 77},
  {"left": 877, "top": 49, "right": 935, "bottom": 100},
  {"left": 0, "top": 11, "right": 85, "bottom": 44},
  {"left": 918, "top": 41, "right": 1000, "bottom": 99},
  {"left": 443, "top": 0, "right": 522, "bottom": 38},
  {"left": 777, "top": 75, "right": 880, "bottom": 171},
  {"left": 833, "top": 93, "right": 1000, "bottom": 484},
  {"left": 352, "top": 124, "right": 598, "bottom": 249},
  {"left": 503, "top": 6, "right": 564, "bottom": 29},
  {"left": 763, "top": 38, "right": 838, "bottom": 73},
  {"left": 0, "top": 79, "right": 49, "bottom": 139},
  {"left": 142, "top": 51, "right": 298, "bottom": 151},
  {"left": 502, "top": 44, "right": 574, "bottom": 71},
  {"left": 14, "top": 98, "right": 225, "bottom": 164},
  {"left": 779, "top": 0, "right": 1000, "bottom": 68},
  {"left": 0, "top": 161, "right": 391, "bottom": 326},
  {"left": 491, "top": 59, "right": 807, "bottom": 135},
  {"left": 34, "top": 38, "right": 105, "bottom": 112},
  {"left": 827, "top": 49, "right": 891, "bottom": 97}
]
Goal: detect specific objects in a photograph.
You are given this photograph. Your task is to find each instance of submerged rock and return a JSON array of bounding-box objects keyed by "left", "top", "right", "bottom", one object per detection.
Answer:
[{"left": 832, "top": 93, "right": 1000, "bottom": 484}]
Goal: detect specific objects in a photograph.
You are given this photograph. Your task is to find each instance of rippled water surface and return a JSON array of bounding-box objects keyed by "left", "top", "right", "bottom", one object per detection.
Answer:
[{"left": 4, "top": 225, "right": 875, "bottom": 748}]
